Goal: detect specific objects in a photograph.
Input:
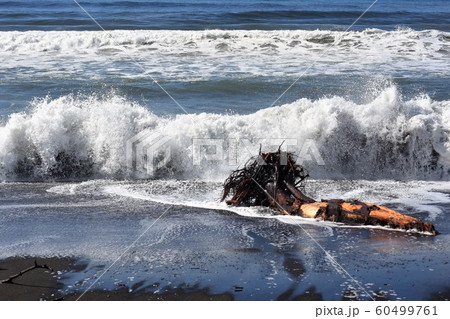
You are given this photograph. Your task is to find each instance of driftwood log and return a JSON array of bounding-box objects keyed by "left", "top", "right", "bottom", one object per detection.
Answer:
[{"left": 222, "top": 149, "right": 438, "bottom": 235}]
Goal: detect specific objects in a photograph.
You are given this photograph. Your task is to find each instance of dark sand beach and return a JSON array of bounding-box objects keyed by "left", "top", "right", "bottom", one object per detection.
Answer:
[
  {"left": 0, "top": 257, "right": 77, "bottom": 301},
  {"left": 1, "top": 248, "right": 449, "bottom": 301},
  {"left": 1, "top": 0, "right": 449, "bottom": 303},
  {"left": 0, "top": 256, "right": 350, "bottom": 301},
  {"left": 0, "top": 181, "right": 449, "bottom": 301},
  {"left": 0, "top": 256, "right": 234, "bottom": 301}
]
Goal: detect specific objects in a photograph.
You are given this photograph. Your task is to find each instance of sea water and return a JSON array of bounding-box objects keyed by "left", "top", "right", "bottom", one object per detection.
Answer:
[{"left": 0, "top": 0, "right": 449, "bottom": 300}]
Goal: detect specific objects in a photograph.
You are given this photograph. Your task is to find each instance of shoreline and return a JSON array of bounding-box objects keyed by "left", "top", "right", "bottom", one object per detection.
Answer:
[
  {"left": 1, "top": 255, "right": 449, "bottom": 301},
  {"left": 0, "top": 256, "right": 234, "bottom": 301}
]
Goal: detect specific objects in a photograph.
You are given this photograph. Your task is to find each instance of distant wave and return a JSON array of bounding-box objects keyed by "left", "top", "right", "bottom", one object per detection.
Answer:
[
  {"left": 1, "top": 86, "right": 449, "bottom": 181},
  {"left": 225, "top": 10, "right": 437, "bottom": 20},
  {"left": 1, "top": 28, "right": 448, "bottom": 81},
  {"left": 1, "top": 28, "right": 448, "bottom": 57}
]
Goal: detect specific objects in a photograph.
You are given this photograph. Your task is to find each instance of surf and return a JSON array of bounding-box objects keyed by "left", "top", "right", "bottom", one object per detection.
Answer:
[{"left": 0, "top": 85, "right": 449, "bottom": 181}]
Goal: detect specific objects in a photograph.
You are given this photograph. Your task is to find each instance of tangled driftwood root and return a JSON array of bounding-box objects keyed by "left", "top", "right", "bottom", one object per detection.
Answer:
[{"left": 222, "top": 149, "right": 438, "bottom": 235}]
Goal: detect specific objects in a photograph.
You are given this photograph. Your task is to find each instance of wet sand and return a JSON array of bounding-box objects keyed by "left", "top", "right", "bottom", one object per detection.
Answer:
[
  {"left": 0, "top": 256, "right": 76, "bottom": 301},
  {"left": 0, "top": 256, "right": 234, "bottom": 301},
  {"left": 1, "top": 182, "right": 449, "bottom": 301},
  {"left": 0, "top": 256, "right": 324, "bottom": 301},
  {"left": 1, "top": 256, "right": 448, "bottom": 301}
]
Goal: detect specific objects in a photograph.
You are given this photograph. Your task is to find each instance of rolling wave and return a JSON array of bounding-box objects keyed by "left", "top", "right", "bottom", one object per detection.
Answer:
[
  {"left": 0, "top": 86, "right": 449, "bottom": 181},
  {"left": 1, "top": 28, "right": 448, "bottom": 58},
  {"left": 1, "top": 28, "right": 448, "bottom": 83}
]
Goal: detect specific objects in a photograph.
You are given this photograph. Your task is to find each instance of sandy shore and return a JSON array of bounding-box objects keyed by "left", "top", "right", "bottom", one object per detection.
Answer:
[
  {"left": 0, "top": 256, "right": 77, "bottom": 301},
  {"left": 1, "top": 182, "right": 449, "bottom": 301},
  {"left": 0, "top": 256, "right": 322, "bottom": 301},
  {"left": 0, "top": 256, "right": 233, "bottom": 301},
  {"left": 1, "top": 255, "right": 449, "bottom": 301}
]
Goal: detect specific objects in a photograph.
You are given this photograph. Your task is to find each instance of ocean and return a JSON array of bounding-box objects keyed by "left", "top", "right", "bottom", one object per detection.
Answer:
[{"left": 0, "top": 0, "right": 449, "bottom": 301}]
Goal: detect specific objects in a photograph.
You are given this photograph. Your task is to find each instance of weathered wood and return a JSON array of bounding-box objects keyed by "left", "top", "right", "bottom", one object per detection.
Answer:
[
  {"left": 290, "top": 200, "right": 437, "bottom": 235},
  {"left": 284, "top": 180, "right": 315, "bottom": 203},
  {"left": 222, "top": 149, "right": 438, "bottom": 235}
]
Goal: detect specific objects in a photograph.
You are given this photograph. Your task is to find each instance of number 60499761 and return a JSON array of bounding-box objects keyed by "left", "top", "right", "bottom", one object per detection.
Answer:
[{"left": 375, "top": 306, "right": 438, "bottom": 316}]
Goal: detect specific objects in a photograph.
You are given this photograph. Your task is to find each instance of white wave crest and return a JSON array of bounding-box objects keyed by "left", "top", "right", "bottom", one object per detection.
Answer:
[
  {"left": 0, "top": 86, "right": 449, "bottom": 181},
  {"left": 1, "top": 29, "right": 449, "bottom": 79}
]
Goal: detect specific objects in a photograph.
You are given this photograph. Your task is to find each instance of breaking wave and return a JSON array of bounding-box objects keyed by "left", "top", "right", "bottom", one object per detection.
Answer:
[
  {"left": 1, "top": 28, "right": 449, "bottom": 79},
  {"left": 0, "top": 86, "right": 449, "bottom": 181},
  {"left": 1, "top": 28, "right": 448, "bottom": 57}
]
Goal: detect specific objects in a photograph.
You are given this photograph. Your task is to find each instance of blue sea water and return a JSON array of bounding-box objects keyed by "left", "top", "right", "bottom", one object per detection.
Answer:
[
  {"left": 1, "top": 0, "right": 449, "bottom": 181},
  {"left": 0, "top": 1, "right": 449, "bottom": 301},
  {"left": 1, "top": 0, "right": 450, "bottom": 31}
]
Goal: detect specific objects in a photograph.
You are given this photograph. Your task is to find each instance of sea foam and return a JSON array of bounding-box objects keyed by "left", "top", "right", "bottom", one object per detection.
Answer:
[
  {"left": 0, "top": 86, "right": 449, "bottom": 181},
  {"left": 1, "top": 29, "right": 448, "bottom": 79}
]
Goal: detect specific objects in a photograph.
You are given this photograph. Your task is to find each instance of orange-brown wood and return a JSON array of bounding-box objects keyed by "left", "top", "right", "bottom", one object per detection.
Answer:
[
  {"left": 298, "top": 202, "right": 327, "bottom": 218},
  {"left": 291, "top": 201, "right": 438, "bottom": 235}
]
